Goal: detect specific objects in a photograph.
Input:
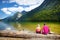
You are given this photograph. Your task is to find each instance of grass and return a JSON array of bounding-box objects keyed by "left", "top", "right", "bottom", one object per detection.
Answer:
[{"left": 9, "top": 22, "right": 60, "bottom": 34}]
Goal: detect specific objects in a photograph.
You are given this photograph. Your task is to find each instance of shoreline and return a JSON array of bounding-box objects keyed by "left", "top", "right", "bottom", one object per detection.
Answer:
[{"left": 0, "top": 30, "right": 60, "bottom": 39}]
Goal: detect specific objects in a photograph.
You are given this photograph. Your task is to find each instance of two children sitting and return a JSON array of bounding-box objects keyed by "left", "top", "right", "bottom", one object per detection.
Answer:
[{"left": 36, "top": 24, "right": 50, "bottom": 35}]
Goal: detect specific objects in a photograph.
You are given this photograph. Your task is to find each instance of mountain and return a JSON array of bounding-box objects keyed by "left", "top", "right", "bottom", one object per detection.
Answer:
[
  {"left": 0, "top": 19, "right": 1, "bottom": 21},
  {"left": 21, "top": 11, "right": 27, "bottom": 15},
  {"left": 2, "top": 12, "right": 22, "bottom": 22},
  {"left": 18, "top": 0, "right": 60, "bottom": 22},
  {"left": 2, "top": 0, "right": 60, "bottom": 22},
  {"left": 2, "top": 11, "right": 27, "bottom": 22}
]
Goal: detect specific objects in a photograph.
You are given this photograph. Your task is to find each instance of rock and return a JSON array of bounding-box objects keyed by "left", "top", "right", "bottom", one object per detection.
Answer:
[{"left": 0, "top": 30, "right": 60, "bottom": 39}]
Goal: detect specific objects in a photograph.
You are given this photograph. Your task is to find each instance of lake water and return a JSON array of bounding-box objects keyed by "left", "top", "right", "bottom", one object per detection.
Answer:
[{"left": 0, "top": 21, "right": 60, "bottom": 34}]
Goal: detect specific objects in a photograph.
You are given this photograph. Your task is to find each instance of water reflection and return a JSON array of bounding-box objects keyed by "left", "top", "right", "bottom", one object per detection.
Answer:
[
  {"left": 0, "top": 21, "right": 26, "bottom": 31},
  {"left": 0, "top": 22, "right": 15, "bottom": 31},
  {"left": 9, "top": 22, "right": 23, "bottom": 30},
  {"left": 16, "top": 22, "right": 21, "bottom": 28},
  {"left": 9, "top": 22, "right": 34, "bottom": 32},
  {"left": 0, "top": 21, "right": 60, "bottom": 34},
  {"left": 9, "top": 22, "right": 36, "bottom": 32}
]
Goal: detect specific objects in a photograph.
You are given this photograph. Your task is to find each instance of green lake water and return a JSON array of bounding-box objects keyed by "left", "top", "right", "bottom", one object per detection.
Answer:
[{"left": 9, "top": 22, "right": 60, "bottom": 34}]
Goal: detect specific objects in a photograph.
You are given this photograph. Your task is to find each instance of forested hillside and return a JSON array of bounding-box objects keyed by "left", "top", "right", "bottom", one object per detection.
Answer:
[{"left": 19, "top": 0, "right": 60, "bottom": 22}]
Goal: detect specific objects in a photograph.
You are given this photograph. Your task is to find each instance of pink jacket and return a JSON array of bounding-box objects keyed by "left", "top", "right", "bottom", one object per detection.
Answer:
[{"left": 42, "top": 25, "right": 50, "bottom": 34}]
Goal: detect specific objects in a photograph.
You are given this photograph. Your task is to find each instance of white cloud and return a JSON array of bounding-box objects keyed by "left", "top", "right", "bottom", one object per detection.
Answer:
[
  {"left": 9, "top": 0, "right": 44, "bottom": 11},
  {"left": 1, "top": 0, "right": 44, "bottom": 15},
  {"left": 8, "top": 7, "right": 24, "bottom": 12},
  {"left": 17, "top": 7, "right": 24, "bottom": 12},
  {"left": 15, "top": 0, "right": 39, "bottom": 5},
  {"left": 24, "top": 3, "right": 40, "bottom": 12},
  {"left": 1, "top": 8, "right": 11, "bottom": 15},
  {"left": 9, "top": 0, "right": 44, "bottom": 5},
  {"left": 1, "top": 7, "right": 24, "bottom": 15}
]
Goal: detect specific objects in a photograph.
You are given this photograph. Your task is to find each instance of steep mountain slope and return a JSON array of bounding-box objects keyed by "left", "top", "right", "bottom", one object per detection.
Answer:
[
  {"left": 2, "top": 12, "right": 22, "bottom": 22},
  {"left": 2, "top": 0, "right": 60, "bottom": 22},
  {"left": 18, "top": 0, "right": 60, "bottom": 22}
]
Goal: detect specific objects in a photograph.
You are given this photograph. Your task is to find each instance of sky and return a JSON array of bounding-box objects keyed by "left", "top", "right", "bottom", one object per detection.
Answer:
[{"left": 0, "top": 0, "right": 44, "bottom": 19}]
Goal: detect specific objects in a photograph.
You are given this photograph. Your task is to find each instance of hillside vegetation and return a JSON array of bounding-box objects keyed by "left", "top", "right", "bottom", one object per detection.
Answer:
[
  {"left": 2, "top": 0, "right": 60, "bottom": 22},
  {"left": 19, "top": 0, "right": 60, "bottom": 22}
]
